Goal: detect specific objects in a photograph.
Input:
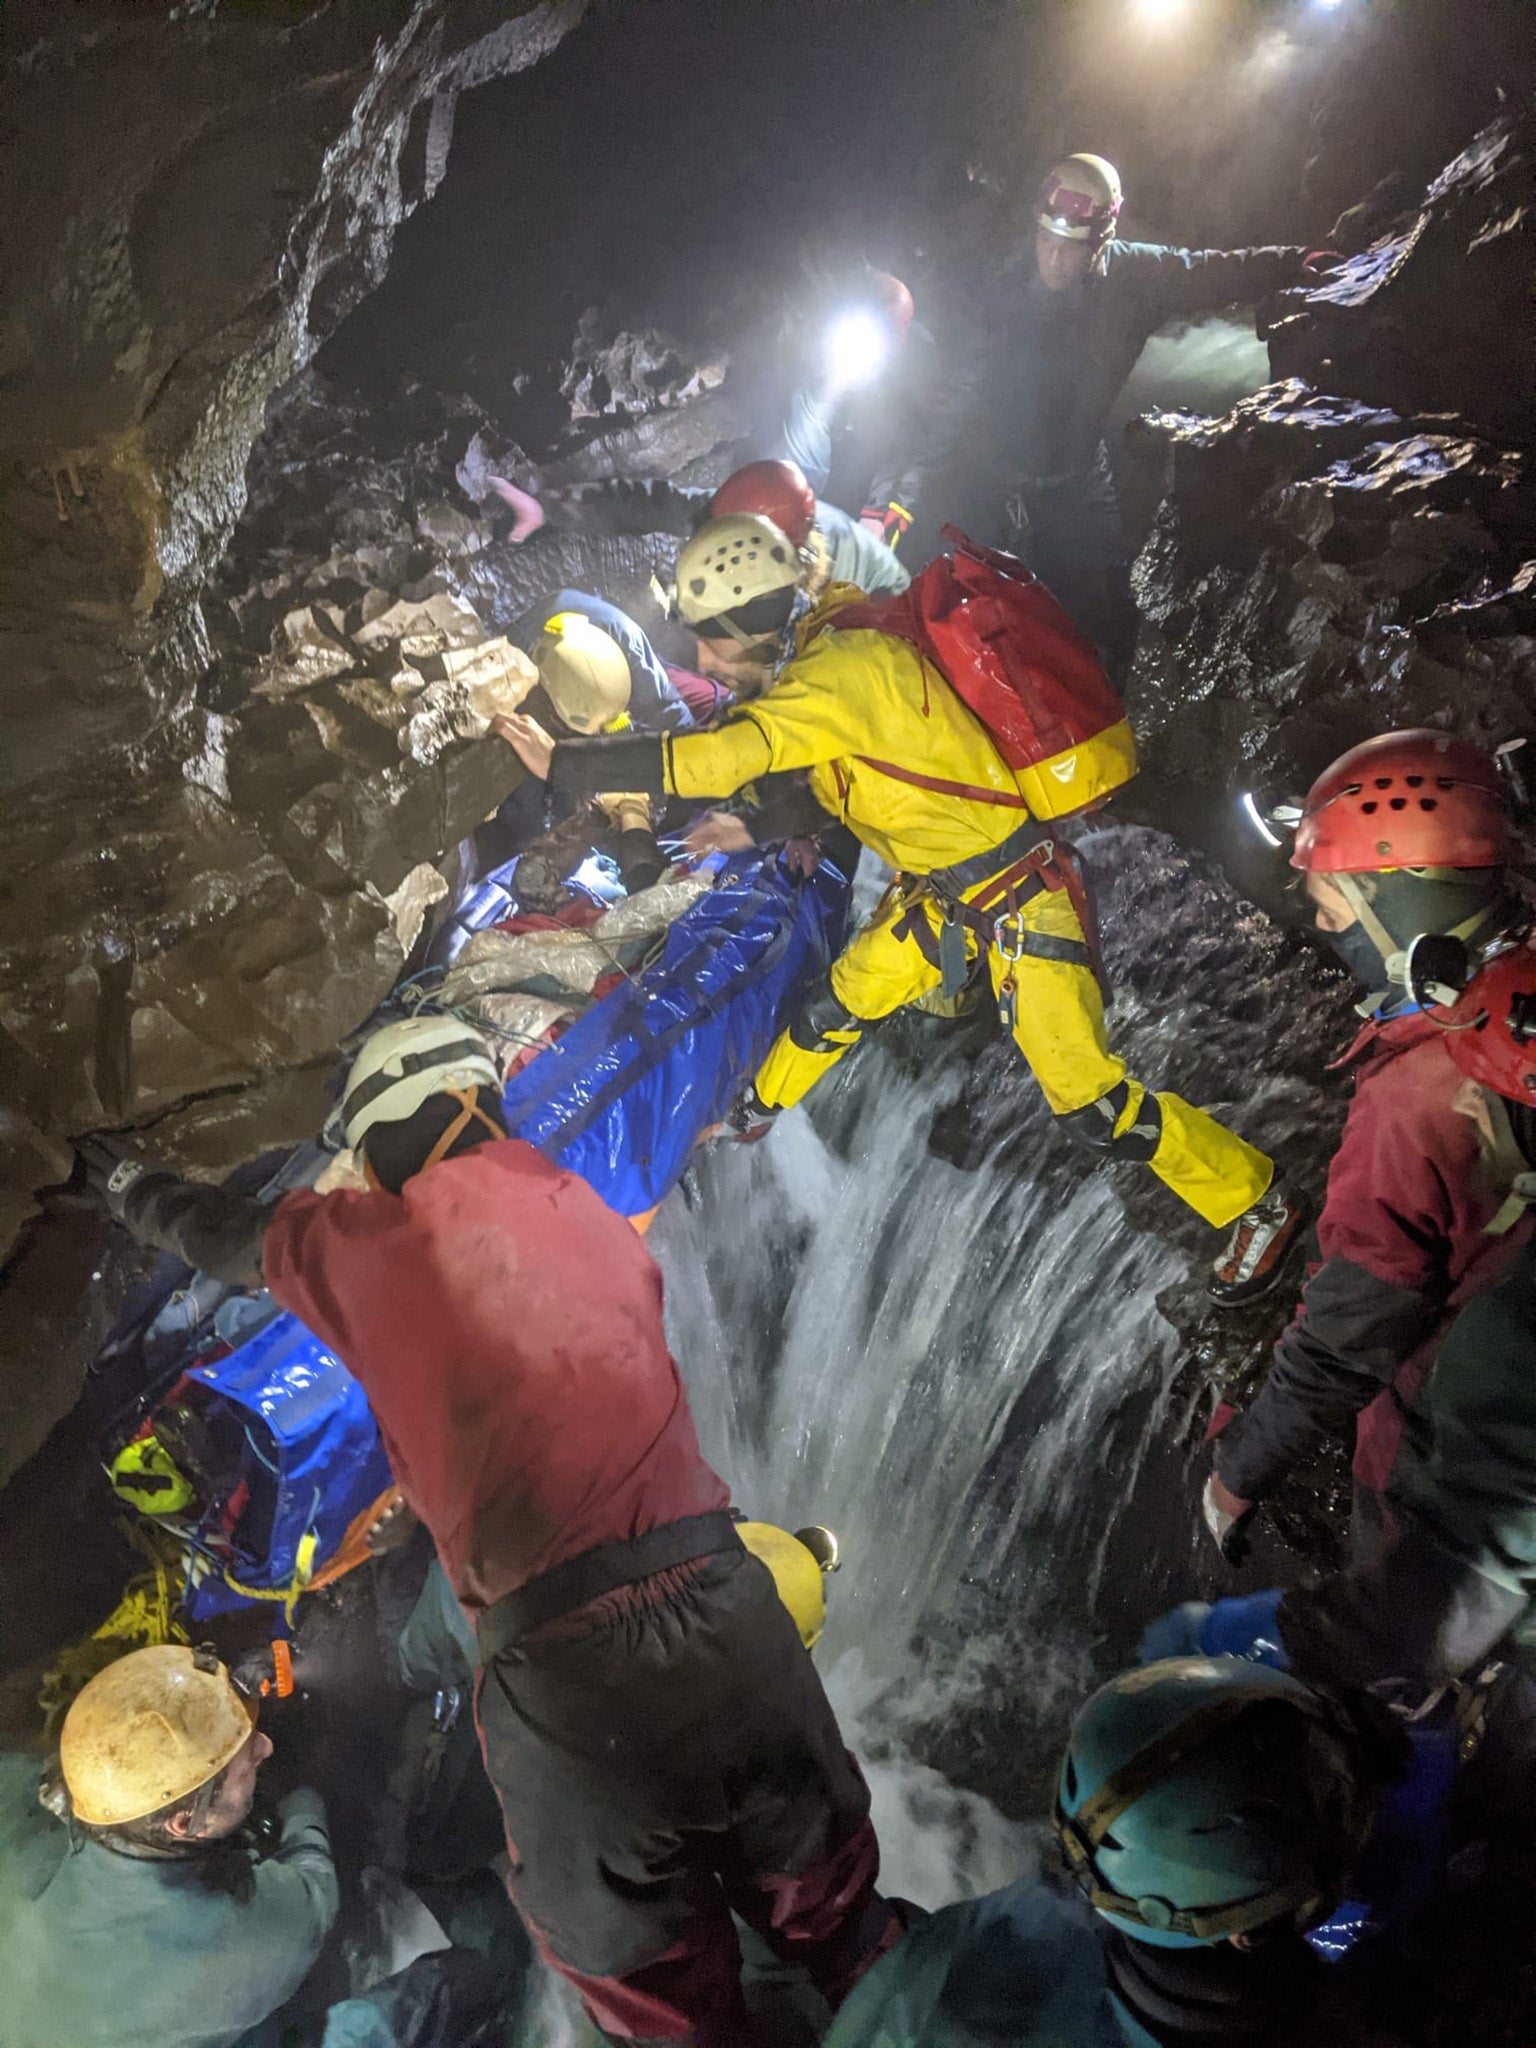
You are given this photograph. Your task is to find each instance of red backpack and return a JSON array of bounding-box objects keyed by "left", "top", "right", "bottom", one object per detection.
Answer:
[{"left": 834, "top": 527, "right": 1137, "bottom": 820}]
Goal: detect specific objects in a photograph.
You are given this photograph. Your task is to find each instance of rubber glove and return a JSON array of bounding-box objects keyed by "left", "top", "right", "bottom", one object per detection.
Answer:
[{"left": 1140, "top": 1589, "right": 1290, "bottom": 1670}]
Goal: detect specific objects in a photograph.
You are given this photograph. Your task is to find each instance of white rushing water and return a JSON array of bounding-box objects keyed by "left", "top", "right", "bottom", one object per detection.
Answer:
[
  {"left": 515, "top": 829, "right": 1288, "bottom": 2037},
  {"left": 651, "top": 1034, "right": 1185, "bottom": 1908}
]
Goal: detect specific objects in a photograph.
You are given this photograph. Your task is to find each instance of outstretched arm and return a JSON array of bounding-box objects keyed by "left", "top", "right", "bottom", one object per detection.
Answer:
[
  {"left": 78, "top": 1138, "right": 271, "bottom": 1285},
  {"left": 1122, "top": 241, "right": 1308, "bottom": 326}
]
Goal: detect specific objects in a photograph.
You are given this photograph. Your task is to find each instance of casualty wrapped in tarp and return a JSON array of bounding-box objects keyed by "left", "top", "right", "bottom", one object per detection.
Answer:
[
  {"left": 106, "top": 853, "right": 844, "bottom": 1619},
  {"left": 501, "top": 850, "right": 849, "bottom": 1216}
]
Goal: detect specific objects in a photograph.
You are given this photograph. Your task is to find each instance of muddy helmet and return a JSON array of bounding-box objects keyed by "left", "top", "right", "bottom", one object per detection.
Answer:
[
  {"left": 339, "top": 1016, "right": 500, "bottom": 1153},
  {"left": 1037, "top": 154, "right": 1123, "bottom": 244},
  {"left": 1054, "top": 1656, "right": 1369, "bottom": 1949},
  {"left": 531, "top": 612, "right": 632, "bottom": 735},
  {"left": 61, "top": 1645, "right": 256, "bottom": 1827},
  {"left": 710, "top": 460, "right": 817, "bottom": 549},
  {"left": 737, "top": 1522, "right": 839, "bottom": 1650}
]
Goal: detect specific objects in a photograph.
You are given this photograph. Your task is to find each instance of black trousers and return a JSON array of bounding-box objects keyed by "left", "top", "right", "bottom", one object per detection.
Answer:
[
  {"left": 474, "top": 1545, "right": 895, "bottom": 2046},
  {"left": 1007, "top": 444, "right": 1137, "bottom": 685}
]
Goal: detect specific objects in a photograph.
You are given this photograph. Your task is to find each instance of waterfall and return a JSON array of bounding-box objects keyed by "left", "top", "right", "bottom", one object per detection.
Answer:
[
  {"left": 516, "top": 826, "right": 1341, "bottom": 2035},
  {"left": 651, "top": 1034, "right": 1186, "bottom": 1909}
]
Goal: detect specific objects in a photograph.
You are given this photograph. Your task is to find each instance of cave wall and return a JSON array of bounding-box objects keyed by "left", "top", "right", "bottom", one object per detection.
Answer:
[
  {"left": 0, "top": 0, "right": 594, "bottom": 1479},
  {"left": 1129, "top": 108, "right": 1536, "bottom": 836},
  {"left": 0, "top": 1, "right": 584, "bottom": 1255}
]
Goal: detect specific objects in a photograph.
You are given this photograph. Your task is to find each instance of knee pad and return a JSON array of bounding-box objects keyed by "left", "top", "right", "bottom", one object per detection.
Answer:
[
  {"left": 789, "top": 976, "right": 869, "bottom": 1055},
  {"left": 1058, "top": 1081, "right": 1163, "bottom": 1164}
]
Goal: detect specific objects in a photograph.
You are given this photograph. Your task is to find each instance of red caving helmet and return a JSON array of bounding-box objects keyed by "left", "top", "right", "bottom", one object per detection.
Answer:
[
  {"left": 1440, "top": 941, "right": 1536, "bottom": 1103},
  {"left": 710, "top": 460, "right": 817, "bottom": 550},
  {"left": 1291, "top": 730, "right": 1510, "bottom": 874},
  {"left": 870, "top": 270, "right": 916, "bottom": 334}
]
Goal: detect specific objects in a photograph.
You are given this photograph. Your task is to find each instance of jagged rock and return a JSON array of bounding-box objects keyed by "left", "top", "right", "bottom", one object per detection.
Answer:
[
  {"left": 0, "top": 1111, "right": 72, "bottom": 1255},
  {"left": 559, "top": 311, "right": 728, "bottom": 422},
  {"left": 1270, "top": 108, "right": 1536, "bottom": 447},
  {"left": 259, "top": 605, "right": 358, "bottom": 695},
  {"left": 0, "top": 1, "right": 588, "bottom": 1385},
  {"left": 353, "top": 588, "right": 486, "bottom": 656},
  {"left": 414, "top": 499, "right": 487, "bottom": 555},
  {"left": 1127, "top": 377, "right": 1536, "bottom": 824},
  {"left": 384, "top": 863, "right": 452, "bottom": 957}
]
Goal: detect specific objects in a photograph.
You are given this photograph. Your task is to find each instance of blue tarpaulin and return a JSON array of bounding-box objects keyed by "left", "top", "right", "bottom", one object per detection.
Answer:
[
  {"left": 181, "top": 1314, "right": 394, "bottom": 1622},
  {"left": 501, "top": 851, "right": 848, "bottom": 1215},
  {"left": 146, "top": 852, "right": 846, "bottom": 1616}
]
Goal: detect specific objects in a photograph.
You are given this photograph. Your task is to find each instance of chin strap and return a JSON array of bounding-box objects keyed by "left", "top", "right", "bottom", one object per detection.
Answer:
[
  {"left": 1333, "top": 874, "right": 1405, "bottom": 989},
  {"left": 1336, "top": 875, "right": 1506, "bottom": 1014}
]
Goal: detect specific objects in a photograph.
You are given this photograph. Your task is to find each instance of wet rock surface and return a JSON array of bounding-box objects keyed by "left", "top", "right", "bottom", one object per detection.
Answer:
[
  {"left": 0, "top": 1, "right": 596, "bottom": 1466},
  {"left": 0, "top": 12, "right": 1531, "bottom": 1578},
  {"left": 1127, "top": 107, "right": 1536, "bottom": 843},
  {"left": 0, "top": 339, "right": 750, "bottom": 1481}
]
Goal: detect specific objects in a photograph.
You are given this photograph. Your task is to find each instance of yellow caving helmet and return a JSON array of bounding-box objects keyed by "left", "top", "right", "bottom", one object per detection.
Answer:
[
  {"left": 60, "top": 1644, "right": 256, "bottom": 1826},
  {"left": 108, "top": 1434, "right": 194, "bottom": 1516},
  {"left": 532, "top": 613, "right": 632, "bottom": 735},
  {"left": 738, "top": 1522, "right": 839, "bottom": 1650}
]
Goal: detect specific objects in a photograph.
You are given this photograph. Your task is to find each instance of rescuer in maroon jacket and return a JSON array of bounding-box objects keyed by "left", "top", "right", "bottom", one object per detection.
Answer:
[
  {"left": 1203, "top": 731, "right": 1532, "bottom": 1563},
  {"left": 82, "top": 1016, "right": 900, "bottom": 2048}
]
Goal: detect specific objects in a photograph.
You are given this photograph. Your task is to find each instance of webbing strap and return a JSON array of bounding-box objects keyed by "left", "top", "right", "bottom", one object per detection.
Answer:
[
  {"left": 476, "top": 1512, "right": 743, "bottom": 1662},
  {"left": 855, "top": 755, "right": 1031, "bottom": 809},
  {"left": 1010, "top": 932, "right": 1092, "bottom": 967},
  {"left": 893, "top": 838, "right": 1111, "bottom": 1001},
  {"left": 341, "top": 1039, "right": 492, "bottom": 1127}
]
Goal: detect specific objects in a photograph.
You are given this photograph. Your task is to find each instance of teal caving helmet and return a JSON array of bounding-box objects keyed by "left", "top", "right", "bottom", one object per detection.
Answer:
[{"left": 1053, "top": 1657, "right": 1374, "bottom": 1949}]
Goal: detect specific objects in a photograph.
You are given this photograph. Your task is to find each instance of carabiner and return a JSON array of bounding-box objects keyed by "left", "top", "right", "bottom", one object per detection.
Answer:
[{"left": 993, "top": 909, "right": 1027, "bottom": 963}]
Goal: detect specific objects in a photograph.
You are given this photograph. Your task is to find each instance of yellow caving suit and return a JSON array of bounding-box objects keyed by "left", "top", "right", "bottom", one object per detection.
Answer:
[{"left": 659, "top": 599, "right": 1271, "bottom": 1230}]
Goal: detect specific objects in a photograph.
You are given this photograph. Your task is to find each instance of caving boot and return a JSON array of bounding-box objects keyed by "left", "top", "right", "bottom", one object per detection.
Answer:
[{"left": 1207, "top": 1177, "right": 1309, "bottom": 1309}]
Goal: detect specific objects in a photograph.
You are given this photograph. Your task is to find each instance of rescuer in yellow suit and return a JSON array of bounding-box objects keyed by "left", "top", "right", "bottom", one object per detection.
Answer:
[{"left": 498, "top": 514, "right": 1303, "bottom": 1306}]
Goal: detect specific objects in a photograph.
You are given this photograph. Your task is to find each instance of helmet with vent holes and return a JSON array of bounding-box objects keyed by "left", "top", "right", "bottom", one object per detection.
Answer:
[{"left": 1291, "top": 730, "right": 1509, "bottom": 873}]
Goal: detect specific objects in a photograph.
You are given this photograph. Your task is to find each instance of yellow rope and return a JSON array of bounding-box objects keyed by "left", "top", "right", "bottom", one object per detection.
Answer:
[
  {"left": 220, "top": 1528, "right": 319, "bottom": 1626},
  {"left": 37, "top": 1527, "right": 190, "bottom": 1735}
]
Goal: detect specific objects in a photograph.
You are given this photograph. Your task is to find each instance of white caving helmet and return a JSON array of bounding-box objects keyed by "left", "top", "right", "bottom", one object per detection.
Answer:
[
  {"left": 674, "top": 513, "right": 805, "bottom": 647},
  {"left": 1037, "top": 153, "right": 1123, "bottom": 244},
  {"left": 531, "top": 612, "right": 632, "bottom": 735},
  {"left": 340, "top": 1016, "right": 501, "bottom": 1152}
]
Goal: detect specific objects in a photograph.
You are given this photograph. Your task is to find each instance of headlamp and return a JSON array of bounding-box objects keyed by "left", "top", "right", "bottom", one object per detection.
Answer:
[{"left": 825, "top": 310, "right": 889, "bottom": 394}]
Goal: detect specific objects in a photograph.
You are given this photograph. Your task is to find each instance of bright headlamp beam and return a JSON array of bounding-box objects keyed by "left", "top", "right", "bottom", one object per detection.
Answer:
[
  {"left": 1240, "top": 790, "right": 1285, "bottom": 849},
  {"left": 826, "top": 311, "right": 889, "bottom": 393}
]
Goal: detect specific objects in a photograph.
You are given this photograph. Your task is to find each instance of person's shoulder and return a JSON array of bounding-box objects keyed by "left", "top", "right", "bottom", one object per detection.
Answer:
[{"left": 1347, "top": 1026, "right": 1479, "bottom": 1156}]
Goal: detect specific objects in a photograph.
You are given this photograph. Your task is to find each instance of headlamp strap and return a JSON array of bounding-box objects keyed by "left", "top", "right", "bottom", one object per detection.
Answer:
[{"left": 422, "top": 1087, "right": 504, "bottom": 1171}]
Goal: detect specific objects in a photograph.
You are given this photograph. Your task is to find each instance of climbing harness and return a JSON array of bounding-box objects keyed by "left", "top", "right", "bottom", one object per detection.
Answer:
[{"left": 891, "top": 825, "right": 1109, "bottom": 1005}]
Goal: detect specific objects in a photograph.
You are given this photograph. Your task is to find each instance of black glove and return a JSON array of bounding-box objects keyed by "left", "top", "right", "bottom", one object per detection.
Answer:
[{"left": 75, "top": 1135, "right": 157, "bottom": 1222}]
